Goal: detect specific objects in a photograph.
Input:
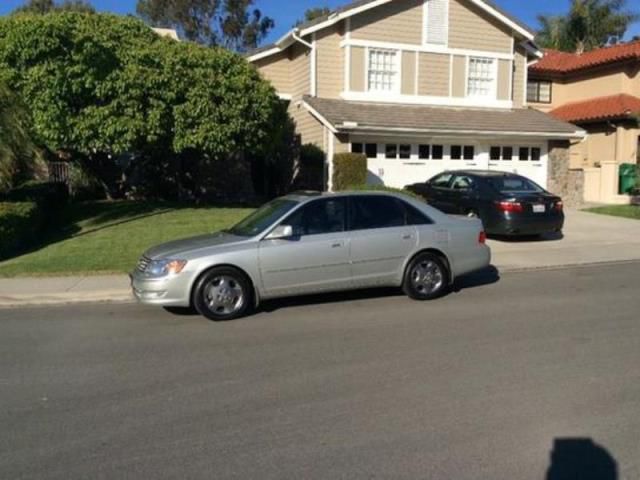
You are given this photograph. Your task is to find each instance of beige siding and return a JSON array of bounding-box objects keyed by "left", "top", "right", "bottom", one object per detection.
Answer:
[
  {"left": 418, "top": 52, "right": 450, "bottom": 97},
  {"left": 334, "top": 134, "right": 350, "bottom": 154},
  {"left": 512, "top": 47, "right": 526, "bottom": 107},
  {"left": 497, "top": 59, "right": 511, "bottom": 101},
  {"left": 350, "top": 46, "right": 366, "bottom": 92},
  {"left": 351, "top": 0, "right": 423, "bottom": 45},
  {"left": 254, "top": 52, "right": 291, "bottom": 94},
  {"left": 316, "top": 24, "right": 344, "bottom": 99},
  {"left": 449, "top": 0, "right": 512, "bottom": 53},
  {"left": 402, "top": 51, "right": 417, "bottom": 95},
  {"left": 451, "top": 55, "right": 466, "bottom": 97}
]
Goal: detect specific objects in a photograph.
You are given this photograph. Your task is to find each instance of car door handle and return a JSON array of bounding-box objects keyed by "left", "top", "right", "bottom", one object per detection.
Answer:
[
  {"left": 402, "top": 233, "right": 413, "bottom": 240},
  {"left": 331, "top": 242, "right": 344, "bottom": 248}
]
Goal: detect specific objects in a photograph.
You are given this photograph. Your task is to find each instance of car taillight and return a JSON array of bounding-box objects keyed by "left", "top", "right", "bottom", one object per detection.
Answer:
[
  {"left": 478, "top": 231, "right": 487, "bottom": 244},
  {"left": 495, "top": 200, "right": 523, "bottom": 213},
  {"left": 555, "top": 201, "right": 563, "bottom": 212}
]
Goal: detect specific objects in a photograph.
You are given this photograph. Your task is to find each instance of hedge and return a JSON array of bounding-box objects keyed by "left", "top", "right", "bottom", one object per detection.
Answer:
[
  {"left": 332, "top": 153, "right": 367, "bottom": 191},
  {"left": 4, "top": 181, "right": 69, "bottom": 208},
  {"left": 0, "top": 202, "right": 43, "bottom": 260}
]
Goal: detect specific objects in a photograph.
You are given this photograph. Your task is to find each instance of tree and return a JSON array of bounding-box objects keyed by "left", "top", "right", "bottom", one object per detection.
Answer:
[
  {"left": 295, "top": 7, "right": 331, "bottom": 26},
  {"left": 13, "top": 0, "right": 95, "bottom": 14},
  {"left": 0, "top": 12, "right": 283, "bottom": 199},
  {"left": 136, "top": 0, "right": 274, "bottom": 51},
  {"left": 537, "top": 0, "right": 638, "bottom": 53}
]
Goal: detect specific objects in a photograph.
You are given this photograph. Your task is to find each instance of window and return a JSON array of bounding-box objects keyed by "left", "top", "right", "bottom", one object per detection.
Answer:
[
  {"left": 451, "top": 175, "right": 475, "bottom": 191},
  {"left": 451, "top": 145, "right": 462, "bottom": 160},
  {"left": 431, "top": 173, "right": 453, "bottom": 188},
  {"left": 229, "top": 199, "right": 298, "bottom": 237},
  {"left": 487, "top": 176, "right": 543, "bottom": 193},
  {"left": 365, "top": 143, "right": 378, "bottom": 158},
  {"left": 405, "top": 203, "right": 432, "bottom": 225},
  {"left": 285, "top": 198, "right": 346, "bottom": 237},
  {"left": 519, "top": 147, "right": 530, "bottom": 161},
  {"left": 531, "top": 147, "right": 541, "bottom": 161},
  {"left": 352, "top": 143, "right": 363, "bottom": 154},
  {"left": 424, "top": 0, "right": 448, "bottom": 46},
  {"left": 419, "top": 144, "right": 430, "bottom": 160},
  {"left": 385, "top": 144, "right": 398, "bottom": 159},
  {"left": 368, "top": 49, "right": 397, "bottom": 92},
  {"left": 399, "top": 144, "right": 411, "bottom": 159},
  {"left": 467, "top": 57, "right": 495, "bottom": 98},
  {"left": 527, "top": 80, "right": 552, "bottom": 103},
  {"left": 350, "top": 196, "right": 406, "bottom": 230},
  {"left": 463, "top": 146, "right": 475, "bottom": 160},
  {"left": 432, "top": 145, "right": 444, "bottom": 159},
  {"left": 490, "top": 146, "right": 514, "bottom": 161}
]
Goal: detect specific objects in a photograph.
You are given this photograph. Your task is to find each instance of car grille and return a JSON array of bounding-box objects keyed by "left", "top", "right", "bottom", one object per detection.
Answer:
[{"left": 136, "top": 255, "right": 151, "bottom": 272}]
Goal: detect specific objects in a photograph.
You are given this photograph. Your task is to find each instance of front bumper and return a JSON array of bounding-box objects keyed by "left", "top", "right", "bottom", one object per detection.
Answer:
[{"left": 130, "top": 270, "right": 192, "bottom": 307}]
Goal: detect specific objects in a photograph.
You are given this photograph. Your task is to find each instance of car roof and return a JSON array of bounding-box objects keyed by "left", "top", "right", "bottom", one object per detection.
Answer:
[
  {"left": 439, "top": 170, "right": 526, "bottom": 178},
  {"left": 284, "top": 190, "right": 415, "bottom": 202}
]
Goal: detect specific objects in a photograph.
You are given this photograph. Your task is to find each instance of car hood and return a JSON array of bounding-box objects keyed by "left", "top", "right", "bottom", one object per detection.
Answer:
[{"left": 144, "top": 231, "right": 250, "bottom": 259}]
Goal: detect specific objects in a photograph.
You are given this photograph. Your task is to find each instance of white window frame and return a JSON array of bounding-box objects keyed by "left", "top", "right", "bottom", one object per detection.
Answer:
[
  {"left": 466, "top": 56, "right": 498, "bottom": 100},
  {"left": 366, "top": 48, "right": 400, "bottom": 93},
  {"left": 423, "top": 0, "right": 449, "bottom": 47}
]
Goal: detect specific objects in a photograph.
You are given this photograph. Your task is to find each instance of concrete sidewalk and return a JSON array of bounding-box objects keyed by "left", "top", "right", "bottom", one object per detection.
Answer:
[{"left": 1, "top": 210, "right": 640, "bottom": 308}]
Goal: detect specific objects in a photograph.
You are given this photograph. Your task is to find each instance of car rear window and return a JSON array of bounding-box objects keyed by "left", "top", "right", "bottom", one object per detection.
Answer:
[{"left": 487, "top": 176, "right": 543, "bottom": 193}]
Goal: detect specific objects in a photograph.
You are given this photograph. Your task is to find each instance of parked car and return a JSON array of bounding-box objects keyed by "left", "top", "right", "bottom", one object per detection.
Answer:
[
  {"left": 406, "top": 171, "right": 564, "bottom": 237},
  {"left": 131, "top": 191, "right": 491, "bottom": 321}
]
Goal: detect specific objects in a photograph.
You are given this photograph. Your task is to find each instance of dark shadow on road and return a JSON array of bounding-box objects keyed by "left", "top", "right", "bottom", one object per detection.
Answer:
[
  {"left": 451, "top": 265, "right": 500, "bottom": 292},
  {"left": 547, "top": 438, "right": 617, "bottom": 480}
]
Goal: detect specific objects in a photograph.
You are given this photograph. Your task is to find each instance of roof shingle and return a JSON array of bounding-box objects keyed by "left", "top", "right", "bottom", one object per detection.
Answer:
[
  {"left": 550, "top": 94, "right": 640, "bottom": 123},
  {"left": 530, "top": 42, "right": 640, "bottom": 75},
  {"left": 303, "top": 96, "right": 583, "bottom": 136}
]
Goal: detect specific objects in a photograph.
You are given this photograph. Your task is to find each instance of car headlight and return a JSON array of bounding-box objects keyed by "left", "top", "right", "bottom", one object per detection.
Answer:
[{"left": 145, "top": 259, "right": 188, "bottom": 278}]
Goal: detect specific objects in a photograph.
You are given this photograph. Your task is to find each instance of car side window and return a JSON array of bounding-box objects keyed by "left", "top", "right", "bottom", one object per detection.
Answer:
[
  {"left": 283, "top": 198, "right": 346, "bottom": 237},
  {"left": 451, "top": 175, "right": 475, "bottom": 191},
  {"left": 402, "top": 201, "right": 433, "bottom": 225},
  {"left": 349, "top": 196, "right": 407, "bottom": 231},
  {"left": 430, "top": 173, "right": 453, "bottom": 189}
]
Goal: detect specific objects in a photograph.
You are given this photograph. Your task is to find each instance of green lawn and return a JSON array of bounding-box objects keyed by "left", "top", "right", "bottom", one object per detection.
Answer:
[
  {"left": 586, "top": 205, "right": 640, "bottom": 220},
  {"left": 0, "top": 201, "right": 252, "bottom": 277}
]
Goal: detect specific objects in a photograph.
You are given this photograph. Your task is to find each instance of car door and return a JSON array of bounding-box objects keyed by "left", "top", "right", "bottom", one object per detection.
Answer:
[
  {"left": 449, "top": 174, "right": 479, "bottom": 215},
  {"left": 348, "top": 195, "right": 419, "bottom": 287},
  {"left": 258, "top": 197, "right": 351, "bottom": 298},
  {"left": 425, "top": 173, "right": 454, "bottom": 212}
]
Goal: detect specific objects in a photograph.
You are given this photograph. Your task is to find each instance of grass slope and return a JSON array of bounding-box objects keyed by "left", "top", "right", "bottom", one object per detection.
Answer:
[
  {"left": 0, "top": 201, "right": 252, "bottom": 277},
  {"left": 586, "top": 205, "right": 640, "bottom": 221}
]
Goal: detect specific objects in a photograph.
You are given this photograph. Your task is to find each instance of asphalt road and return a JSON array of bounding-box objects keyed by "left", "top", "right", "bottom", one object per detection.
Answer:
[{"left": 1, "top": 263, "right": 640, "bottom": 479}]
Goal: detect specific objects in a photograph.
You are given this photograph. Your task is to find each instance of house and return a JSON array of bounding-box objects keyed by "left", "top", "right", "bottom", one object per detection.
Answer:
[
  {"left": 248, "top": 0, "right": 584, "bottom": 202},
  {"left": 528, "top": 42, "right": 640, "bottom": 204}
]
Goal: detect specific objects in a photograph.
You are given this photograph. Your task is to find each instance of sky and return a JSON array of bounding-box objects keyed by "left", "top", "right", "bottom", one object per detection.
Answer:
[{"left": 1, "top": 0, "right": 639, "bottom": 43}]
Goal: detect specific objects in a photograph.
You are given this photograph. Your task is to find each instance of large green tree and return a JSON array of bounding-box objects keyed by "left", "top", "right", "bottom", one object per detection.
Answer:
[
  {"left": 136, "top": 0, "right": 274, "bottom": 51},
  {"left": 14, "top": 0, "right": 95, "bottom": 14},
  {"left": 537, "top": 0, "right": 638, "bottom": 53},
  {"left": 295, "top": 7, "right": 331, "bottom": 26},
  {"left": 0, "top": 12, "right": 283, "bottom": 199}
]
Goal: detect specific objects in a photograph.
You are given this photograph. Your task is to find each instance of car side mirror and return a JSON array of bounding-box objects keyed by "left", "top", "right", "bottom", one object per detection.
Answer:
[{"left": 265, "top": 224, "right": 294, "bottom": 240}]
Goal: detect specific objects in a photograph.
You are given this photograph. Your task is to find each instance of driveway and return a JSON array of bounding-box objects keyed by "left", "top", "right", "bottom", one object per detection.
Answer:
[{"left": 489, "top": 209, "right": 640, "bottom": 271}]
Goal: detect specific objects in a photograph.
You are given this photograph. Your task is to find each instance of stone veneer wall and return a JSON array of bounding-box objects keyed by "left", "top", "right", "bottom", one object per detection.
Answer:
[{"left": 547, "top": 140, "right": 585, "bottom": 208}]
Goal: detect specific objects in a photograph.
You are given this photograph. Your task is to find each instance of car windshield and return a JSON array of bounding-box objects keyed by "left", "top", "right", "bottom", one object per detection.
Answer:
[
  {"left": 487, "top": 176, "right": 544, "bottom": 193},
  {"left": 226, "top": 198, "right": 299, "bottom": 237}
]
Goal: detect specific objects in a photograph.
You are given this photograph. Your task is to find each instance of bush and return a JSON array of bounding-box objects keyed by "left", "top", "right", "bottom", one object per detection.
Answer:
[
  {"left": 0, "top": 201, "right": 43, "bottom": 259},
  {"left": 4, "top": 181, "right": 69, "bottom": 208},
  {"left": 344, "top": 183, "right": 423, "bottom": 200},
  {"left": 332, "top": 153, "right": 367, "bottom": 191},
  {"left": 293, "top": 144, "right": 325, "bottom": 191}
]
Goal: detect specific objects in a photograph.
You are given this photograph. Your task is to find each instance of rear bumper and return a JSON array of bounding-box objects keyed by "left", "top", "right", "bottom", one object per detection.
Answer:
[{"left": 486, "top": 215, "right": 564, "bottom": 236}]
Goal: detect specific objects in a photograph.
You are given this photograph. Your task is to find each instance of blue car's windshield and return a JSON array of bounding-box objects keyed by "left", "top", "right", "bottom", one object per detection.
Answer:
[{"left": 226, "top": 199, "right": 298, "bottom": 237}]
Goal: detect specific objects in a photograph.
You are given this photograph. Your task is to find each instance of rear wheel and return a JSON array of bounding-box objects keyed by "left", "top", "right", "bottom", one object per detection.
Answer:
[
  {"left": 403, "top": 252, "right": 449, "bottom": 300},
  {"left": 193, "top": 267, "right": 252, "bottom": 321}
]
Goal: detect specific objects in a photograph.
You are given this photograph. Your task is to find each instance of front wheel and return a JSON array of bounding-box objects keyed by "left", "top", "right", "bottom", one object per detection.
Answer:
[
  {"left": 402, "top": 252, "right": 449, "bottom": 300},
  {"left": 193, "top": 267, "right": 252, "bottom": 321}
]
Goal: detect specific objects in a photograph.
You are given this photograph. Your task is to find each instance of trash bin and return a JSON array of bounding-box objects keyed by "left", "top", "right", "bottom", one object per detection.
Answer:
[{"left": 619, "top": 163, "right": 638, "bottom": 194}]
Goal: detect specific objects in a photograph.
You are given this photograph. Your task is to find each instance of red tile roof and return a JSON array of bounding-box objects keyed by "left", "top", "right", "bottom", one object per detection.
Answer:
[
  {"left": 530, "top": 41, "right": 640, "bottom": 75},
  {"left": 550, "top": 94, "right": 640, "bottom": 123}
]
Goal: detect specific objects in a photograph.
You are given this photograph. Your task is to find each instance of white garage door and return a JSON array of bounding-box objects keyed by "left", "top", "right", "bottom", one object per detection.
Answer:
[{"left": 352, "top": 140, "right": 548, "bottom": 190}]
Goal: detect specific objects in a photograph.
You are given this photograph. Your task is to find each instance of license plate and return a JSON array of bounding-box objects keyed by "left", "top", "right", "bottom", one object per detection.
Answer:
[{"left": 532, "top": 204, "right": 546, "bottom": 213}]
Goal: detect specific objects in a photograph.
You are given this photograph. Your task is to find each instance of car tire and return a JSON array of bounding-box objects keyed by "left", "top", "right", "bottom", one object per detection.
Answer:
[
  {"left": 193, "top": 267, "right": 253, "bottom": 321},
  {"left": 402, "top": 252, "right": 449, "bottom": 301}
]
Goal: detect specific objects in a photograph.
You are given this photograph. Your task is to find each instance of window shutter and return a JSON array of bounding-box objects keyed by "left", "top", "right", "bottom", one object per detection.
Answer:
[{"left": 425, "top": 0, "right": 448, "bottom": 45}]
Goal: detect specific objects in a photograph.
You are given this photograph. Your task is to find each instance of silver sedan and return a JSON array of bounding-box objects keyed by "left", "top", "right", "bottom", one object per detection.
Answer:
[{"left": 131, "top": 191, "right": 491, "bottom": 320}]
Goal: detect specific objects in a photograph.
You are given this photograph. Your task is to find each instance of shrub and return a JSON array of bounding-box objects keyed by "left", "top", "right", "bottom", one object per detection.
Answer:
[
  {"left": 293, "top": 144, "right": 325, "bottom": 191},
  {"left": 344, "top": 183, "right": 423, "bottom": 200},
  {"left": 0, "top": 201, "right": 43, "bottom": 259},
  {"left": 5, "top": 180, "right": 69, "bottom": 209},
  {"left": 332, "top": 153, "right": 367, "bottom": 191}
]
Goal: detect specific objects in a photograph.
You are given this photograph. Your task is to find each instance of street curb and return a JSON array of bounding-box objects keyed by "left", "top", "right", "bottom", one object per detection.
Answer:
[{"left": 497, "top": 258, "right": 640, "bottom": 274}]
